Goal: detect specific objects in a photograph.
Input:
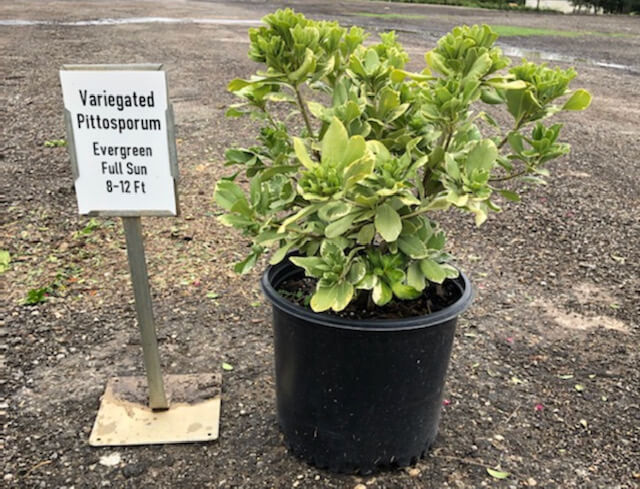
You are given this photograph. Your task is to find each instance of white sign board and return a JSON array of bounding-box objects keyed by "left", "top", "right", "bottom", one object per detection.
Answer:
[{"left": 60, "top": 65, "right": 178, "bottom": 216}]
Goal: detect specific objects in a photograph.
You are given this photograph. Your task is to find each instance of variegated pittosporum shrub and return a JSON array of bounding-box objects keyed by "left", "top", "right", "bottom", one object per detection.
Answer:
[{"left": 214, "top": 9, "right": 591, "bottom": 313}]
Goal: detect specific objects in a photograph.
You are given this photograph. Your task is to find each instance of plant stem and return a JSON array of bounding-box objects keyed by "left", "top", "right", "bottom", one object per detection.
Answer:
[
  {"left": 294, "top": 85, "right": 315, "bottom": 140},
  {"left": 499, "top": 118, "right": 525, "bottom": 150},
  {"left": 489, "top": 170, "right": 527, "bottom": 183},
  {"left": 443, "top": 128, "right": 454, "bottom": 152},
  {"left": 497, "top": 133, "right": 510, "bottom": 150},
  {"left": 262, "top": 108, "right": 280, "bottom": 129}
]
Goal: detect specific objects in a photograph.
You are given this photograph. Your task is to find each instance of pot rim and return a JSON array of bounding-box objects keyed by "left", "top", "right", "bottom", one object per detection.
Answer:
[{"left": 261, "top": 257, "right": 474, "bottom": 332}]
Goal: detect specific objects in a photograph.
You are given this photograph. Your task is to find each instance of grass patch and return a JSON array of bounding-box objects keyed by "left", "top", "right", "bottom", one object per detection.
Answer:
[{"left": 491, "top": 25, "right": 631, "bottom": 38}]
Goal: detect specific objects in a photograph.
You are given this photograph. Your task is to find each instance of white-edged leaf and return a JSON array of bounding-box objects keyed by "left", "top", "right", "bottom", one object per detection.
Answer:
[
  {"left": 420, "top": 259, "right": 446, "bottom": 284},
  {"left": 310, "top": 285, "right": 338, "bottom": 312},
  {"left": 407, "top": 262, "right": 426, "bottom": 291},
  {"left": 398, "top": 235, "right": 429, "bottom": 259},
  {"left": 372, "top": 280, "right": 393, "bottom": 306},
  {"left": 325, "top": 213, "right": 357, "bottom": 238},
  {"left": 332, "top": 281, "right": 354, "bottom": 311},
  {"left": 293, "top": 137, "right": 316, "bottom": 169},
  {"left": 375, "top": 204, "right": 402, "bottom": 242},
  {"left": 321, "top": 117, "right": 348, "bottom": 166}
]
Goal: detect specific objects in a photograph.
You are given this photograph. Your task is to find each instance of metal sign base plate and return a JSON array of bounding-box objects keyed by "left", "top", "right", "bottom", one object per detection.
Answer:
[{"left": 89, "top": 373, "right": 221, "bottom": 446}]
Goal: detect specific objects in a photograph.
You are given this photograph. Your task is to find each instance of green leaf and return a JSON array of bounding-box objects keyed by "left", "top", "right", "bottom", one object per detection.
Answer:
[
  {"left": 214, "top": 181, "right": 247, "bottom": 211},
  {"left": 343, "top": 155, "right": 374, "bottom": 188},
  {"left": 372, "top": 280, "right": 392, "bottom": 306},
  {"left": 0, "top": 250, "right": 11, "bottom": 274},
  {"left": 397, "top": 235, "right": 429, "bottom": 259},
  {"left": 348, "top": 261, "right": 366, "bottom": 284},
  {"left": 293, "top": 137, "right": 316, "bottom": 169},
  {"left": 225, "top": 107, "right": 246, "bottom": 118},
  {"left": 425, "top": 51, "right": 450, "bottom": 75},
  {"left": 364, "top": 48, "right": 380, "bottom": 73},
  {"left": 321, "top": 117, "right": 349, "bottom": 167},
  {"left": 234, "top": 248, "right": 261, "bottom": 274},
  {"left": 441, "top": 263, "right": 459, "bottom": 279},
  {"left": 288, "top": 48, "right": 317, "bottom": 83},
  {"left": 391, "top": 282, "right": 422, "bottom": 300},
  {"left": 485, "top": 78, "right": 527, "bottom": 90},
  {"left": 290, "top": 256, "right": 324, "bottom": 276},
  {"left": 333, "top": 281, "right": 354, "bottom": 311},
  {"left": 310, "top": 285, "right": 338, "bottom": 312},
  {"left": 465, "top": 52, "right": 492, "bottom": 80},
  {"left": 318, "top": 201, "right": 352, "bottom": 222},
  {"left": 269, "top": 242, "right": 294, "bottom": 265},
  {"left": 498, "top": 189, "right": 521, "bottom": 202},
  {"left": 506, "top": 89, "right": 540, "bottom": 121},
  {"left": 563, "top": 89, "right": 591, "bottom": 111},
  {"left": 343, "top": 135, "right": 367, "bottom": 166},
  {"left": 325, "top": 213, "right": 357, "bottom": 238},
  {"left": 445, "top": 153, "right": 460, "bottom": 180},
  {"left": 307, "top": 101, "right": 327, "bottom": 119},
  {"left": 222, "top": 362, "right": 234, "bottom": 371},
  {"left": 507, "top": 132, "right": 524, "bottom": 154},
  {"left": 218, "top": 213, "right": 254, "bottom": 228},
  {"left": 407, "top": 262, "right": 426, "bottom": 291},
  {"left": 206, "top": 292, "right": 220, "bottom": 300},
  {"left": 375, "top": 204, "right": 402, "bottom": 243},
  {"left": 356, "top": 223, "right": 375, "bottom": 245},
  {"left": 25, "top": 287, "right": 48, "bottom": 305},
  {"left": 486, "top": 468, "right": 510, "bottom": 480},
  {"left": 228, "top": 78, "right": 250, "bottom": 91},
  {"left": 427, "top": 231, "right": 445, "bottom": 250},
  {"left": 278, "top": 204, "right": 321, "bottom": 233},
  {"left": 480, "top": 88, "right": 505, "bottom": 105},
  {"left": 44, "top": 139, "right": 66, "bottom": 148},
  {"left": 420, "top": 259, "right": 446, "bottom": 284},
  {"left": 466, "top": 139, "right": 498, "bottom": 173}
]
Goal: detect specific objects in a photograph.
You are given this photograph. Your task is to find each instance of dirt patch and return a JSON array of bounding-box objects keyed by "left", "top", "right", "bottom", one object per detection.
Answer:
[
  {"left": 534, "top": 300, "right": 629, "bottom": 335},
  {"left": 2, "top": 1, "right": 639, "bottom": 488}
]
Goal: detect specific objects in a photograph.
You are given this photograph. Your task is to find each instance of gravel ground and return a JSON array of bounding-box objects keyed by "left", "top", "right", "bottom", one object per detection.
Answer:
[{"left": 2, "top": 1, "right": 639, "bottom": 488}]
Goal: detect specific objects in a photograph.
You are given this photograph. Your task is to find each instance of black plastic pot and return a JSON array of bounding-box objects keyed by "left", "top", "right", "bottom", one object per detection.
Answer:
[{"left": 261, "top": 257, "right": 473, "bottom": 474}]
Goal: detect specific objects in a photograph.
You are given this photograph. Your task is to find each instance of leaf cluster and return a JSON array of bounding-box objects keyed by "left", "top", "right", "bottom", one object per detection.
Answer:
[{"left": 215, "top": 9, "right": 591, "bottom": 313}]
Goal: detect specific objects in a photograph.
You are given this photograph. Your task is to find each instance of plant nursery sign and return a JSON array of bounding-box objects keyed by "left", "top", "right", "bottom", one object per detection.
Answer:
[{"left": 60, "top": 64, "right": 178, "bottom": 216}]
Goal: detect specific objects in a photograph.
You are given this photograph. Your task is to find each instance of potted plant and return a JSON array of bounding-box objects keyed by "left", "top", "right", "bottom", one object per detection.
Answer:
[{"left": 214, "top": 9, "right": 590, "bottom": 473}]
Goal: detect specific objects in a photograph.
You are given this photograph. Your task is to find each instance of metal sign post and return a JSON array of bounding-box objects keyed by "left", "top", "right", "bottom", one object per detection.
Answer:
[
  {"left": 60, "top": 64, "right": 220, "bottom": 446},
  {"left": 122, "top": 216, "right": 168, "bottom": 410}
]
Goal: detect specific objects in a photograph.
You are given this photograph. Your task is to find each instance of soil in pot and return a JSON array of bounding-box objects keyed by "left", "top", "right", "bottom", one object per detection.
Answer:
[{"left": 278, "top": 275, "right": 463, "bottom": 320}]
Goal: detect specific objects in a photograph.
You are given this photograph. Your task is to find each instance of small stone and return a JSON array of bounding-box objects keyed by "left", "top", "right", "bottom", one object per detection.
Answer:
[
  {"left": 4, "top": 474, "right": 13, "bottom": 481},
  {"left": 122, "top": 462, "right": 148, "bottom": 478},
  {"left": 354, "top": 485, "right": 367, "bottom": 489},
  {"left": 408, "top": 468, "right": 421, "bottom": 477},
  {"left": 527, "top": 477, "right": 538, "bottom": 486},
  {"left": 99, "top": 452, "right": 121, "bottom": 467}
]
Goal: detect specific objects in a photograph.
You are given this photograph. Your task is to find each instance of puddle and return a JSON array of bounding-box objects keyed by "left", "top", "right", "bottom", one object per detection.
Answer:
[
  {"left": 0, "top": 17, "right": 262, "bottom": 27},
  {"left": 501, "top": 45, "right": 638, "bottom": 74}
]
